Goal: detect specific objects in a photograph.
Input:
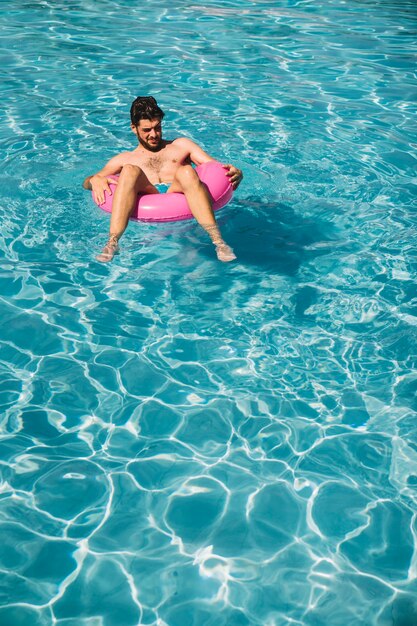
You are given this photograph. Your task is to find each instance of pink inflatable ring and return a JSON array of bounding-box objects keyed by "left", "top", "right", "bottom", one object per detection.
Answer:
[{"left": 93, "top": 161, "right": 233, "bottom": 222}]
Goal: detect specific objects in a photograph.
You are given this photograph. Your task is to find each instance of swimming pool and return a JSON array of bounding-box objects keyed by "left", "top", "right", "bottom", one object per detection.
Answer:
[{"left": 1, "top": 0, "right": 417, "bottom": 624}]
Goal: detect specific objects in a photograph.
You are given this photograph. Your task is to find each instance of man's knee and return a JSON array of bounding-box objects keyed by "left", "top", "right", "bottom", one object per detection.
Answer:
[
  {"left": 120, "top": 164, "right": 143, "bottom": 180},
  {"left": 174, "top": 165, "right": 199, "bottom": 188}
]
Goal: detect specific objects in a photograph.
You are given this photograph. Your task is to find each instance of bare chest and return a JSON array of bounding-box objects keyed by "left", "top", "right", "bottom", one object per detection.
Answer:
[
  {"left": 125, "top": 144, "right": 187, "bottom": 183},
  {"left": 143, "top": 154, "right": 165, "bottom": 175}
]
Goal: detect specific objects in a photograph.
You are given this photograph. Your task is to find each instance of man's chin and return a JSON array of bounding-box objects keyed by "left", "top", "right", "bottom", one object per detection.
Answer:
[{"left": 144, "top": 141, "right": 161, "bottom": 152}]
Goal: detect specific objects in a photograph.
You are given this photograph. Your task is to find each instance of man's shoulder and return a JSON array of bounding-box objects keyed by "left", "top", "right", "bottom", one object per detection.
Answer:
[
  {"left": 119, "top": 149, "right": 139, "bottom": 158},
  {"left": 172, "top": 136, "right": 196, "bottom": 146},
  {"left": 108, "top": 149, "right": 135, "bottom": 161},
  {"left": 109, "top": 149, "right": 143, "bottom": 164},
  {"left": 170, "top": 137, "right": 200, "bottom": 154}
]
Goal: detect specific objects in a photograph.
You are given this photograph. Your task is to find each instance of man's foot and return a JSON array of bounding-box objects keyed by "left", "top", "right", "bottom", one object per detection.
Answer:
[
  {"left": 203, "top": 225, "right": 236, "bottom": 262},
  {"left": 215, "top": 242, "right": 236, "bottom": 262},
  {"left": 96, "top": 235, "right": 119, "bottom": 263}
]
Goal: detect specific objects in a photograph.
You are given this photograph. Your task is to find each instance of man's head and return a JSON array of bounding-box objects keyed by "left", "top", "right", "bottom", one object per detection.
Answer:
[{"left": 130, "top": 96, "right": 165, "bottom": 151}]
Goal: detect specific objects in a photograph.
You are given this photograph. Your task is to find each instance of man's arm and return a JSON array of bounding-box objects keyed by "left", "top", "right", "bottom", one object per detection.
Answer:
[
  {"left": 174, "top": 138, "right": 243, "bottom": 190},
  {"left": 82, "top": 154, "right": 126, "bottom": 204}
]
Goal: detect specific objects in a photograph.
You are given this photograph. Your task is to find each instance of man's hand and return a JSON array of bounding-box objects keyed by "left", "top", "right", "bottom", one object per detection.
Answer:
[
  {"left": 90, "top": 174, "right": 118, "bottom": 205},
  {"left": 223, "top": 164, "right": 243, "bottom": 190}
]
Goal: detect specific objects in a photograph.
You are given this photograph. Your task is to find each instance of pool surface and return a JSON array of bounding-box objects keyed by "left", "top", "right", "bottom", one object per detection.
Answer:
[{"left": 1, "top": 1, "right": 417, "bottom": 624}]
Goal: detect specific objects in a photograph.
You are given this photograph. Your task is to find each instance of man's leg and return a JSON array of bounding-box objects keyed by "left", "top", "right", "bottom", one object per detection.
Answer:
[
  {"left": 97, "top": 164, "right": 157, "bottom": 262},
  {"left": 169, "top": 165, "right": 236, "bottom": 262}
]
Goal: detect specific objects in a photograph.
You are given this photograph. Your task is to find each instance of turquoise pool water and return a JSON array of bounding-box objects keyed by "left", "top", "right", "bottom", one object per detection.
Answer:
[{"left": 1, "top": 0, "right": 417, "bottom": 624}]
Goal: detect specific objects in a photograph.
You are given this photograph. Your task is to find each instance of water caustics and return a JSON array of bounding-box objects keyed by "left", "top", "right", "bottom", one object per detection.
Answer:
[{"left": 1, "top": 1, "right": 417, "bottom": 625}]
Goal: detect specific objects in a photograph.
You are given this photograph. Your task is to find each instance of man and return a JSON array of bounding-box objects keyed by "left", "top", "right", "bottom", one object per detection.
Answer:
[{"left": 83, "top": 96, "right": 243, "bottom": 263}]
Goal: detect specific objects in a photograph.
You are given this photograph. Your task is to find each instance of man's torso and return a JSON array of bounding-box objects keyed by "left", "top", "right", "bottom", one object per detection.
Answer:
[{"left": 116, "top": 139, "right": 191, "bottom": 184}]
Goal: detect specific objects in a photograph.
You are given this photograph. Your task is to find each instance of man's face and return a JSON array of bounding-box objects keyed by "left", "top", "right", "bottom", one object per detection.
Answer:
[{"left": 133, "top": 118, "right": 162, "bottom": 151}]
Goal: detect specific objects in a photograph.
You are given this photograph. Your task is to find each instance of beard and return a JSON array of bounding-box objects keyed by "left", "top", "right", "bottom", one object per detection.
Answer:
[{"left": 138, "top": 135, "right": 162, "bottom": 152}]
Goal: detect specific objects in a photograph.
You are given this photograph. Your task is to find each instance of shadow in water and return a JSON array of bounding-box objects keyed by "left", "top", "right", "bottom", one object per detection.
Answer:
[{"left": 198, "top": 195, "right": 342, "bottom": 276}]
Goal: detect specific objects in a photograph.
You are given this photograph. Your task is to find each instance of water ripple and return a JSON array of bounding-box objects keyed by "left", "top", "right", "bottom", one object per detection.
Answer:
[{"left": 1, "top": 0, "right": 417, "bottom": 624}]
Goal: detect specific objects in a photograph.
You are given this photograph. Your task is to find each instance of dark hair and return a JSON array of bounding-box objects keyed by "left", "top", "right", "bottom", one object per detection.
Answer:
[{"left": 130, "top": 96, "right": 165, "bottom": 125}]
